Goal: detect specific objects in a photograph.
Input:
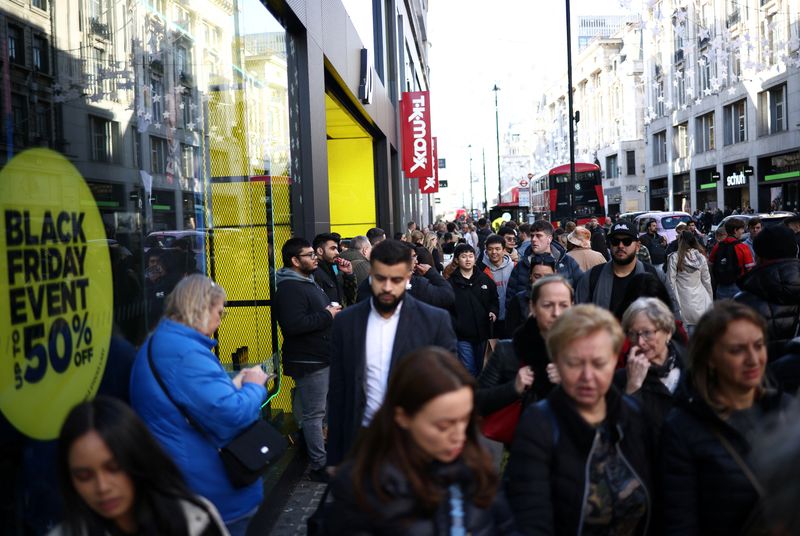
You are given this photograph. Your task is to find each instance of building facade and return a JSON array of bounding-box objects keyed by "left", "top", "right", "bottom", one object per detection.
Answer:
[
  {"left": 535, "top": 19, "right": 648, "bottom": 216},
  {"left": 642, "top": 0, "right": 800, "bottom": 213}
]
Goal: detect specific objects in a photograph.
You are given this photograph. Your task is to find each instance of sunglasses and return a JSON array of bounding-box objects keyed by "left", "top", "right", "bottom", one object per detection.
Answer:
[{"left": 609, "top": 236, "right": 635, "bottom": 247}]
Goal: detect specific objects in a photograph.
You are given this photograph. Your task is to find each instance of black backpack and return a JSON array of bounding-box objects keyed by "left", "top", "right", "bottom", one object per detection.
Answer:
[{"left": 712, "top": 242, "right": 740, "bottom": 285}]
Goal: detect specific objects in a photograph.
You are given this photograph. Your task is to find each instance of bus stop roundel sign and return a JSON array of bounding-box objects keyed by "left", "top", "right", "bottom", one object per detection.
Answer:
[{"left": 0, "top": 149, "right": 113, "bottom": 439}]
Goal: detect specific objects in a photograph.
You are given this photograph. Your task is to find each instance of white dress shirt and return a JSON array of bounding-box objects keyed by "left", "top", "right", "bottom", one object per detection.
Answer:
[{"left": 361, "top": 299, "right": 403, "bottom": 426}]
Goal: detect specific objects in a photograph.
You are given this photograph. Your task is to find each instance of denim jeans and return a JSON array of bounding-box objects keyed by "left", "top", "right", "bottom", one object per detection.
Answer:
[
  {"left": 715, "top": 283, "right": 740, "bottom": 300},
  {"left": 457, "top": 340, "right": 486, "bottom": 377},
  {"left": 293, "top": 366, "right": 329, "bottom": 470}
]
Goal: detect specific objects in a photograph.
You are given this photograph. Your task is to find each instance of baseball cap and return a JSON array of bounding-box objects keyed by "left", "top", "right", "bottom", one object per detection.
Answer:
[{"left": 608, "top": 222, "right": 639, "bottom": 240}]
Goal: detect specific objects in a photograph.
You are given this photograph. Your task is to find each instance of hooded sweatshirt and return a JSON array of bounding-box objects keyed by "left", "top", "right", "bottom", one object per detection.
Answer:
[{"left": 482, "top": 255, "right": 515, "bottom": 320}]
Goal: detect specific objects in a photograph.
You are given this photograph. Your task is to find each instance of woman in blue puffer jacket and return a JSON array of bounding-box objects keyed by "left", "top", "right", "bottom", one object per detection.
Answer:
[{"left": 130, "top": 275, "right": 268, "bottom": 536}]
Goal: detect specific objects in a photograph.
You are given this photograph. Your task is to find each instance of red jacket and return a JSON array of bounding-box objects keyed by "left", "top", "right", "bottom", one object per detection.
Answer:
[{"left": 709, "top": 237, "right": 755, "bottom": 278}]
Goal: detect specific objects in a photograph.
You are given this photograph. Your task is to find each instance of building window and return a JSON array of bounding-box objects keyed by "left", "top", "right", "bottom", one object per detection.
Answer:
[
  {"left": 674, "top": 67, "right": 685, "bottom": 107},
  {"left": 33, "top": 36, "right": 49, "bottom": 73},
  {"left": 150, "top": 136, "right": 167, "bottom": 174},
  {"left": 674, "top": 122, "right": 689, "bottom": 158},
  {"left": 181, "top": 144, "right": 196, "bottom": 178},
  {"left": 758, "top": 84, "right": 787, "bottom": 136},
  {"left": 8, "top": 25, "right": 24, "bottom": 66},
  {"left": 626, "top": 150, "right": 636, "bottom": 175},
  {"left": 698, "top": 47, "right": 715, "bottom": 94},
  {"left": 151, "top": 75, "right": 163, "bottom": 120},
  {"left": 653, "top": 130, "right": 667, "bottom": 164},
  {"left": 32, "top": 0, "right": 47, "bottom": 9},
  {"left": 606, "top": 154, "right": 618, "bottom": 179},
  {"left": 723, "top": 99, "right": 747, "bottom": 145},
  {"left": 88, "top": 47, "right": 107, "bottom": 96},
  {"left": 654, "top": 77, "right": 665, "bottom": 116},
  {"left": 90, "top": 116, "right": 115, "bottom": 162},
  {"left": 696, "top": 112, "right": 715, "bottom": 153},
  {"left": 11, "top": 94, "right": 28, "bottom": 145},
  {"left": 35, "top": 104, "right": 51, "bottom": 143}
]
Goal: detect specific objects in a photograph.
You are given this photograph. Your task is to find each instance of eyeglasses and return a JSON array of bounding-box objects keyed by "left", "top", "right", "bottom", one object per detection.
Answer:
[
  {"left": 296, "top": 252, "right": 318, "bottom": 259},
  {"left": 627, "top": 329, "right": 657, "bottom": 341},
  {"left": 609, "top": 236, "right": 635, "bottom": 246}
]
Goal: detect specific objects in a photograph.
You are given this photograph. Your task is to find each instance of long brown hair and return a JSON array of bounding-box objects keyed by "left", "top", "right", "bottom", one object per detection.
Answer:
[
  {"left": 676, "top": 230, "right": 706, "bottom": 272},
  {"left": 350, "top": 347, "right": 497, "bottom": 514},
  {"left": 688, "top": 301, "right": 768, "bottom": 411}
]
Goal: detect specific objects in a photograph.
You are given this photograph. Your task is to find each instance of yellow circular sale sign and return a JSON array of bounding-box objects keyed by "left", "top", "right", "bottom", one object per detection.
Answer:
[{"left": 0, "top": 149, "right": 112, "bottom": 439}]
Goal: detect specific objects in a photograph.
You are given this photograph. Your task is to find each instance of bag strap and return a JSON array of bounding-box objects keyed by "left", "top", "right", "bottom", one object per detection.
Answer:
[
  {"left": 146, "top": 337, "right": 217, "bottom": 446},
  {"left": 711, "top": 427, "right": 764, "bottom": 498},
  {"left": 448, "top": 484, "right": 466, "bottom": 536}
]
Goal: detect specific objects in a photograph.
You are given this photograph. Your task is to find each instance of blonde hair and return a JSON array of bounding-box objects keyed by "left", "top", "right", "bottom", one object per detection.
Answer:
[
  {"left": 410, "top": 230, "right": 424, "bottom": 245},
  {"left": 621, "top": 297, "right": 675, "bottom": 335},
  {"left": 546, "top": 304, "right": 624, "bottom": 361},
  {"left": 163, "top": 274, "right": 226, "bottom": 331}
]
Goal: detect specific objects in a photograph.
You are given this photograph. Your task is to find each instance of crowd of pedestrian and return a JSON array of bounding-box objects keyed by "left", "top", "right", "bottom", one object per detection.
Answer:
[{"left": 33, "top": 209, "right": 800, "bottom": 535}]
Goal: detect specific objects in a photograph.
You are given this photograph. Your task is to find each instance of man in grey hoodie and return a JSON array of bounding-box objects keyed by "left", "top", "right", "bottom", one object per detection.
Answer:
[
  {"left": 274, "top": 237, "right": 341, "bottom": 483},
  {"left": 480, "top": 234, "right": 516, "bottom": 339}
]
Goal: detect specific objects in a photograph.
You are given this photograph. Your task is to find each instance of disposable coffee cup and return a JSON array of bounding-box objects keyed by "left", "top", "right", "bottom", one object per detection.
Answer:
[{"left": 330, "top": 301, "right": 340, "bottom": 308}]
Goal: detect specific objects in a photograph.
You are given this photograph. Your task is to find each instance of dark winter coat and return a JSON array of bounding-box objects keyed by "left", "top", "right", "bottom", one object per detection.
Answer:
[
  {"left": 477, "top": 226, "right": 492, "bottom": 251},
  {"left": 476, "top": 317, "right": 555, "bottom": 416},
  {"left": 314, "top": 261, "right": 356, "bottom": 306},
  {"left": 661, "top": 390, "right": 791, "bottom": 536},
  {"left": 734, "top": 258, "right": 800, "bottom": 360},
  {"left": 322, "top": 459, "right": 519, "bottom": 535},
  {"left": 768, "top": 336, "right": 800, "bottom": 395},
  {"left": 273, "top": 268, "right": 334, "bottom": 377},
  {"left": 640, "top": 232, "right": 668, "bottom": 265},
  {"left": 613, "top": 341, "right": 689, "bottom": 438},
  {"left": 327, "top": 294, "right": 458, "bottom": 466},
  {"left": 356, "top": 270, "right": 455, "bottom": 311},
  {"left": 506, "top": 386, "right": 653, "bottom": 536},
  {"left": 449, "top": 270, "right": 499, "bottom": 342},
  {"left": 590, "top": 226, "right": 610, "bottom": 260}
]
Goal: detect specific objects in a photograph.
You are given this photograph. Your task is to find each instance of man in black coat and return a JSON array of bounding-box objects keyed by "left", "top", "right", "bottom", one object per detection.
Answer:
[
  {"left": 274, "top": 237, "right": 341, "bottom": 481},
  {"left": 327, "top": 240, "right": 458, "bottom": 467},
  {"left": 639, "top": 218, "right": 668, "bottom": 268},
  {"left": 313, "top": 232, "right": 356, "bottom": 306},
  {"left": 448, "top": 243, "right": 499, "bottom": 377}
]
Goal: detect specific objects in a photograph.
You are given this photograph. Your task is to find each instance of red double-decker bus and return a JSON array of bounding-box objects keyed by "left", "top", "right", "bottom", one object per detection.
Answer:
[{"left": 535, "top": 162, "right": 607, "bottom": 225}]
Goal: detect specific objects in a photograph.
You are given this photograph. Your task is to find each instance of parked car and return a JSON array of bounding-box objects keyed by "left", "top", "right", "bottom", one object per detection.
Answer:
[
  {"left": 707, "top": 212, "right": 795, "bottom": 249},
  {"left": 618, "top": 210, "right": 652, "bottom": 224},
  {"left": 633, "top": 211, "right": 692, "bottom": 243}
]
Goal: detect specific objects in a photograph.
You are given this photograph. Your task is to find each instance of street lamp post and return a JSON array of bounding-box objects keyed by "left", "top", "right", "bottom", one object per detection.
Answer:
[
  {"left": 565, "top": 0, "right": 577, "bottom": 221},
  {"left": 468, "top": 144, "right": 474, "bottom": 217},
  {"left": 492, "top": 84, "right": 502, "bottom": 209},
  {"left": 482, "top": 147, "right": 488, "bottom": 218}
]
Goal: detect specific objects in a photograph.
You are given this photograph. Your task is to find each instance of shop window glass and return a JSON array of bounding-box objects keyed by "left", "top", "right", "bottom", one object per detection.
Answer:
[{"left": 1, "top": 4, "right": 293, "bottom": 500}]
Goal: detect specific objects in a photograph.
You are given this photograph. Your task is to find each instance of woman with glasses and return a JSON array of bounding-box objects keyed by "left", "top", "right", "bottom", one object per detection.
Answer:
[
  {"left": 130, "top": 275, "right": 269, "bottom": 536},
  {"left": 616, "top": 297, "right": 687, "bottom": 436},
  {"left": 661, "top": 301, "right": 791, "bottom": 536},
  {"left": 506, "top": 305, "right": 652, "bottom": 535},
  {"left": 666, "top": 231, "right": 713, "bottom": 333}
]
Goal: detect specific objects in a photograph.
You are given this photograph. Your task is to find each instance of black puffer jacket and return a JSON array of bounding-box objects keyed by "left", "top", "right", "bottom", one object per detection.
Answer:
[
  {"left": 661, "top": 390, "right": 791, "bottom": 536},
  {"left": 506, "top": 386, "right": 653, "bottom": 536},
  {"left": 476, "top": 317, "right": 556, "bottom": 416},
  {"left": 734, "top": 258, "right": 800, "bottom": 359},
  {"left": 449, "top": 270, "right": 499, "bottom": 342},
  {"left": 323, "top": 459, "right": 519, "bottom": 535},
  {"left": 769, "top": 336, "right": 800, "bottom": 394}
]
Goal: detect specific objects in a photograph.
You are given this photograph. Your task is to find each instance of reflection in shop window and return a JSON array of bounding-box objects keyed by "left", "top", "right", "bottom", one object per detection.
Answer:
[
  {"left": 151, "top": 136, "right": 167, "bottom": 174},
  {"left": 151, "top": 74, "right": 164, "bottom": 121},
  {"left": 90, "top": 116, "right": 114, "bottom": 163}
]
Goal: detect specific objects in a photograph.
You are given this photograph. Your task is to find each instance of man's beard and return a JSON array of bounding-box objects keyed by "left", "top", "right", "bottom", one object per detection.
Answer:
[
  {"left": 372, "top": 291, "right": 404, "bottom": 314},
  {"left": 611, "top": 249, "right": 637, "bottom": 266}
]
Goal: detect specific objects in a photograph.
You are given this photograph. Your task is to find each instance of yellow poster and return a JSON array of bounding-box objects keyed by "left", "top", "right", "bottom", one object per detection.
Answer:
[{"left": 0, "top": 149, "right": 113, "bottom": 439}]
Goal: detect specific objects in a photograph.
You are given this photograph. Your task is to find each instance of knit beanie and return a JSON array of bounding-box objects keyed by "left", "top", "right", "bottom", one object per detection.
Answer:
[{"left": 753, "top": 225, "right": 798, "bottom": 260}]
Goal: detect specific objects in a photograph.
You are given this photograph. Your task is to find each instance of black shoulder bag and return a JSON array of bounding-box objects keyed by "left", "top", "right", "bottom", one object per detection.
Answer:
[{"left": 147, "top": 338, "right": 287, "bottom": 488}]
